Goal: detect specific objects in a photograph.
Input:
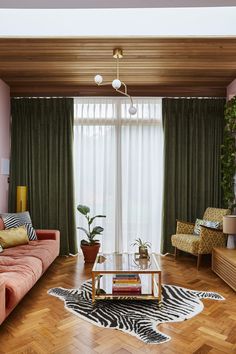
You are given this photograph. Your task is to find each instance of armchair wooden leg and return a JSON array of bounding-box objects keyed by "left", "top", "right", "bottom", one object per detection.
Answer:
[
  {"left": 197, "top": 254, "right": 202, "bottom": 270},
  {"left": 174, "top": 247, "right": 178, "bottom": 260}
]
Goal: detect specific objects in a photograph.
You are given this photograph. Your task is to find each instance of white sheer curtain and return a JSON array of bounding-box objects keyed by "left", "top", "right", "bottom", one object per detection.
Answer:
[{"left": 74, "top": 97, "right": 163, "bottom": 253}]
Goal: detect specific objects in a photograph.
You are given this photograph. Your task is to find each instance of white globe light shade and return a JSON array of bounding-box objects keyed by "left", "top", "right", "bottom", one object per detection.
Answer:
[
  {"left": 94, "top": 74, "right": 103, "bottom": 85},
  {"left": 129, "top": 106, "right": 137, "bottom": 115},
  {"left": 112, "top": 79, "right": 122, "bottom": 90}
]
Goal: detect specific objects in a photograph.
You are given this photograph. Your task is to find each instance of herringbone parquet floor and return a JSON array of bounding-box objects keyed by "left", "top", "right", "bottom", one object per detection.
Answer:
[{"left": 0, "top": 254, "right": 235, "bottom": 354}]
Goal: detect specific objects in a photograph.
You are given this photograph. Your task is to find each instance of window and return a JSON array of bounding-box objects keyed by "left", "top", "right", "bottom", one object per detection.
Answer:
[{"left": 74, "top": 97, "right": 163, "bottom": 253}]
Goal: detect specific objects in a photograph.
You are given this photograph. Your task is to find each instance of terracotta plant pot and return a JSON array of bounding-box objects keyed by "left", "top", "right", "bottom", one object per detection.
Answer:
[{"left": 81, "top": 243, "right": 100, "bottom": 263}]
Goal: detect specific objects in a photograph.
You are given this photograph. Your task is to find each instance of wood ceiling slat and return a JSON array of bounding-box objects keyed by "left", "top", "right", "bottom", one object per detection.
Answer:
[
  {"left": 5, "top": 72, "right": 229, "bottom": 81},
  {"left": 1, "top": 61, "right": 236, "bottom": 68},
  {"left": 10, "top": 85, "right": 226, "bottom": 98},
  {"left": 2, "top": 69, "right": 234, "bottom": 76}
]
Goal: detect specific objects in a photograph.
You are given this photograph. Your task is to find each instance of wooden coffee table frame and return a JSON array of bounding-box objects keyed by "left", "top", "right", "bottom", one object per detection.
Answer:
[{"left": 91, "top": 253, "right": 162, "bottom": 303}]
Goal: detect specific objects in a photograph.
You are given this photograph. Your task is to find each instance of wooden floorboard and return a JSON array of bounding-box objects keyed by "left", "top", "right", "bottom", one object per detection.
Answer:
[{"left": 0, "top": 254, "right": 236, "bottom": 354}]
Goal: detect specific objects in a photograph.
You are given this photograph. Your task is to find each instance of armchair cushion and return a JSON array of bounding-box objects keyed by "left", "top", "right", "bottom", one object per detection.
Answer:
[
  {"left": 193, "top": 218, "right": 220, "bottom": 235},
  {"left": 172, "top": 234, "right": 200, "bottom": 254}
]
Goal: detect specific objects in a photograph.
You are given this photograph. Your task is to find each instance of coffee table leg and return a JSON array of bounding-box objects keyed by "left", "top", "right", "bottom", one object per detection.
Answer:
[
  {"left": 97, "top": 274, "right": 101, "bottom": 293},
  {"left": 151, "top": 273, "right": 154, "bottom": 296},
  {"left": 92, "top": 272, "right": 95, "bottom": 303},
  {"left": 158, "top": 273, "right": 162, "bottom": 304}
]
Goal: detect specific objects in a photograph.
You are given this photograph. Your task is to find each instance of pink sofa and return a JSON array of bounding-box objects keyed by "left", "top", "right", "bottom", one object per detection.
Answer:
[{"left": 0, "top": 218, "right": 60, "bottom": 325}]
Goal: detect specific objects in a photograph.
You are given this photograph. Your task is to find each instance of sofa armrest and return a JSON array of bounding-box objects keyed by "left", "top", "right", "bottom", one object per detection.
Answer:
[
  {"left": 199, "top": 226, "right": 226, "bottom": 254},
  {"left": 36, "top": 230, "right": 60, "bottom": 242},
  {"left": 176, "top": 220, "right": 195, "bottom": 235},
  {"left": 0, "top": 279, "right": 6, "bottom": 325}
]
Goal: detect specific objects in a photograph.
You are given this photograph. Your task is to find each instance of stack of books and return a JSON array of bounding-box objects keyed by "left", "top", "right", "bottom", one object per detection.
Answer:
[{"left": 112, "top": 274, "right": 141, "bottom": 295}]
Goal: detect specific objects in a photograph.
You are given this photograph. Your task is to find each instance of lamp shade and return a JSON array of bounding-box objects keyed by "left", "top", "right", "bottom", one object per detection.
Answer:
[
  {"left": 16, "top": 186, "right": 27, "bottom": 212},
  {"left": 223, "top": 215, "right": 236, "bottom": 234}
]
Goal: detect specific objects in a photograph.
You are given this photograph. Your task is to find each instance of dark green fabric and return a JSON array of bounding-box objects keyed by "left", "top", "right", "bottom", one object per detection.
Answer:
[
  {"left": 9, "top": 98, "right": 77, "bottom": 255},
  {"left": 162, "top": 98, "right": 225, "bottom": 253}
]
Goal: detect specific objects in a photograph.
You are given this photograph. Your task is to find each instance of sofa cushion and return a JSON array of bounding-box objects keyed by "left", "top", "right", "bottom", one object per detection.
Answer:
[
  {"left": 0, "top": 239, "right": 59, "bottom": 311},
  {"left": 0, "top": 255, "right": 42, "bottom": 310},
  {"left": 0, "top": 226, "right": 29, "bottom": 248},
  {"left": 1, "top": 212, "right": 37, "bottom": 241},
  {"left": 1, "top": 239, "right": 59, "bottom": 273},
  {"left": 172, "top": 234, "right": 200, "bottom": 254},
  {"left": 0, "top": 218, "right": 4, "bottom": 231}
]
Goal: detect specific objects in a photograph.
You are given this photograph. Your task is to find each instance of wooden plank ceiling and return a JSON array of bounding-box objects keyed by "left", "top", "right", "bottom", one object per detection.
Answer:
[{"left": 0, "top": 37, "right": 236, "bottom": 97}]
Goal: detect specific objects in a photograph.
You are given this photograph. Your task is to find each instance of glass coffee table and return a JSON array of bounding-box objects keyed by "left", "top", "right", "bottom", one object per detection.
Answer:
[{"left": 91, "top": 253, "right": 162, "bottom": 303}]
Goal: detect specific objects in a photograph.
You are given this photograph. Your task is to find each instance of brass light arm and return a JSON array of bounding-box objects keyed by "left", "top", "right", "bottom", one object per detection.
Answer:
[
  {"left": 116, "top": 88, "right": 134, "bottom": 106},
  {"left": 116, "top": 88, "right": 129, "bottom": 98},
  {"left": 97, "top": 81, "right": 112, "bottom": 86},
  {"left": 116, "top": 82, "right": 134, "bottom": 106},
  {"left": 117, "top": 55, "right": 120, "bottom": 80},
  {"left": 121, "top": 82, "right": 128, "bottom": 95}
]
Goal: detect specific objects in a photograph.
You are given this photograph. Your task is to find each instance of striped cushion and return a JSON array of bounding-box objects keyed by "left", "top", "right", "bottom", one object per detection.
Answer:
[
  {"left": 1, "top": 212, "right": 37, "bottom": 241},
  {"left": 193, "top": 218, "right": 220, "bottom": 236}
]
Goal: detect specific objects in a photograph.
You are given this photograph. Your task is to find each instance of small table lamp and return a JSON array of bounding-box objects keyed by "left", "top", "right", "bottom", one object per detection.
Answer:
[{"left": 223, "top": 215, "right": 236, "bottom": 249}]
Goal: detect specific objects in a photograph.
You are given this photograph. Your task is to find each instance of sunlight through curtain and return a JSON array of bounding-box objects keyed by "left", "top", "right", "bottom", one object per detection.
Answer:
[{"left": 74, "top": 97, "right": 163, "bottom": 253}]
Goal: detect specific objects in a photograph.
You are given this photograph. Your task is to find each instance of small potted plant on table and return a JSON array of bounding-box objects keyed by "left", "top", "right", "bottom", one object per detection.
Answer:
[
  {"left": 77, "top": 204, "right": 106, "bottom": 263},
  {"left": 131, "top": 237, "right": 151, "bottom": 259}
]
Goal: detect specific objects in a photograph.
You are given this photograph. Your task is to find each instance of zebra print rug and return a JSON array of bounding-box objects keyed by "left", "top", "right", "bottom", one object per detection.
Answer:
[{"left": 48, "top": 280, "right": 224, "bottom": 344}]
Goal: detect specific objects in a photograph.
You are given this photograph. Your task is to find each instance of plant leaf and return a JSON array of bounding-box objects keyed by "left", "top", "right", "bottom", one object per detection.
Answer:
[
  {"left": 81, "top": 239, "right": 90, "bottom": 245},
  {"left": 89, "top": 215, "right": 106, "bottom": 225},
  {"left": 77, "top": 204, "right": 90, "bottom": 215},
  {"left": 91, "top": 226, "right": 104, "bottom": 235},
  {"left": 77, "top": 227, "right": 90, "bottom": 238},
  {"left": 89, "top": 239, "right": 100, "bottom": 244},
  {"left": 221, "top": 96, "right": 236, "bottom": 207}
]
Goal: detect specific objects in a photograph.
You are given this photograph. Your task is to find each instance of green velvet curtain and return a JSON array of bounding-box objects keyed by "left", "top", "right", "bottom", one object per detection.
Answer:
[
  {"left": 9, "top": 98, "right": 77, "bottom": 255},
  {"left": 162, "top": 98, "right": 225, "bottom": 253}
]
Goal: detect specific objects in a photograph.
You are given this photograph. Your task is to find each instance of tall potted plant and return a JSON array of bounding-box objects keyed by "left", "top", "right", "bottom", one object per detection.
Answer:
[{"left": 77, "top": 204, "right": 106, "bottom": 263}]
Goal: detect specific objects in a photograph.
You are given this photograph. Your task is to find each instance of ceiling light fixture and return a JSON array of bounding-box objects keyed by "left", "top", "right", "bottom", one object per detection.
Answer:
[{"left": 94, "top": 48, "right": 137, "bottom": 115}]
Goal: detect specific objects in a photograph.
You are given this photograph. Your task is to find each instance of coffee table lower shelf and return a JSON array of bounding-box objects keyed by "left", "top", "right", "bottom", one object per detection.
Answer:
[{"left": 91, "top": 273, "right": 162, "bottom": 303}]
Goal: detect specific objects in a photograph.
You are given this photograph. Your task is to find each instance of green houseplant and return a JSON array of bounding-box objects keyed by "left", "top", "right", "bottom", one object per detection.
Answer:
[
  {"left": 221, "top": 96, "right": 236, "bottom": 209},
  {"left": 77, "top": 204, "right": 106, "bottom": 263},
  {"left": 131, "top": 237, "right": 151, "bottom": 259}
]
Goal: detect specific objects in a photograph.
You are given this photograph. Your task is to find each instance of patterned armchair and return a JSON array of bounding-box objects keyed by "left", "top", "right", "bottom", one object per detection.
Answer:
[{"left": 171, "top": 207, "right": 230, "bottom": 269}]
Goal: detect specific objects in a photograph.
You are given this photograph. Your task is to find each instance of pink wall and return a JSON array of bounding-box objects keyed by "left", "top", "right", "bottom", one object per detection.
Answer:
[
  {"left": 0, "top": 0, "right": 235, "bottom": 8},
  {"left": 227, "top": 78, "right": 236, "bottom": 100},
  {"left": 0, "top": 79, "right": 10, "bottom": 213}
]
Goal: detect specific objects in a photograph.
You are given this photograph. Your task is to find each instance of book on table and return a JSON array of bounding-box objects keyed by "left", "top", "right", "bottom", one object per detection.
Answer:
[{"left": 112, "top": 274, "right": 141, "bottom": 295}]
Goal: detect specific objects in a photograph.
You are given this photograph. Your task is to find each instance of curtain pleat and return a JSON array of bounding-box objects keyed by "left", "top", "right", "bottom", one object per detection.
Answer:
[
  {"left": 162, "top": 98, "right": 225, "bottom": 253},
  {"left": 9, "top": 98, "right": 77, "bottom": 255}
]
